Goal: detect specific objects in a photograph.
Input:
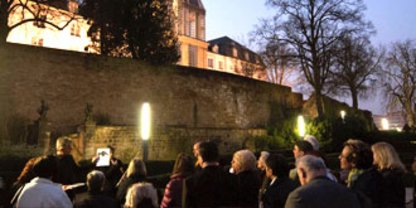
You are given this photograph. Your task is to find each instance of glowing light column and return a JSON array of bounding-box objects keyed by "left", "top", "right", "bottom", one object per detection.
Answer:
[
  {"left": 140, "top": 103, "right": 151, "bottom": 161},
  {"left": 381, "top": 118, "right": 389, "bottom": 131},
  {"left": 340, "top": 110, "right": 346, "bottom": 123},
  {"left": 297, "top": 115, "right": 306, "bottom": 138}
]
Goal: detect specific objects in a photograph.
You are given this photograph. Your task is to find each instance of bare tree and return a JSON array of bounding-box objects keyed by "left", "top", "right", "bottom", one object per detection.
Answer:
[
  {"left": 252, "top": 18, "right": 298, "bottom": 85},
  {"left": 0, "top": 0, "right": 77, "bottom": 45},
  {"left": 328, "top": 35, "right": 383, "bottom": 110},
  {"left": 257, "top": 0, "right": 372, "bottom": 117},
  {"left": 383, "top": 40, "right": 416, "bottom": 126}
]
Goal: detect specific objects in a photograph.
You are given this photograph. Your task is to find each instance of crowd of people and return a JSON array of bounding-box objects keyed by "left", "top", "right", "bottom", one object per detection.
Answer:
[{"left": 4, "top": 135, "right": 416, "bottom": 208}]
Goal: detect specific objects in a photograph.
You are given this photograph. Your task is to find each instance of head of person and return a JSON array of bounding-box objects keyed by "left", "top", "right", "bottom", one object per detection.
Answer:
[
  {"left": 257, "top": 151, "right": 270, "bottom": 171},
  {"left": 107, "top": 145, "right": 115, "bottom": 159},
  {"left": 371, "top": 142, "right": 406, "bottom": 171},
  {"left": 126, "top": 158, "right": 147, "bottom": 179},
  {"left": 56, "top": 137, "right": 73, "bottom": 156},
  {"left": 125, "top": 182, "right": 158, "bottom": 208},
  {"left": 197, "top": 141, "right": 219, "bottom": 165},
  {"left": 33, "top": 155, "right": 58, "bottom": 179},
  {"left": 296, "top": 155, "right": 327, "bottom": 185},
  {"left": 412, "top": 156, "right": 416, "bottom": 174},
  {"left": 339, "top": 139, "right": 373, "bottom": 171},
  {"left": 86, "top": 170, "right": 106, "bottom": 194},
  {"left": 231, "top": 149, "right": 257, "bottom": 174},
  {"left": 304, "top": 135, "right": 320, "bottom": 151},
  {"left": 193, "top": 141, "right": 202, "bottom": 158},
  {"left": 265, "top": 154, "right": 290, "bottom": 180},
  {"left": 293, "top": 140, "right": 314, "bottom": 159},
  {"left": 172, "top": 153, "right": 194, "bottom": 176},
  {"left": 16, "top": 157, "right": 39, "bottom": 184}
]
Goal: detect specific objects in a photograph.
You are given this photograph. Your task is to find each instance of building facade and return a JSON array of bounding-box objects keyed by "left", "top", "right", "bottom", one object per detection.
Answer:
[
  {"left": 7, "top": 0, "right": 266, "bottom": 80},
  {"left": 6, "top": 0, "right": 94, "bottom": 53}
]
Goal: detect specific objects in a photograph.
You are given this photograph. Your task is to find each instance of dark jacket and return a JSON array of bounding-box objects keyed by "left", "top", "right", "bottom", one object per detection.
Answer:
[
  {"left": 116, "top": 176, "right": 145, "bottom": 205},
  {"left": 183, "top": 165, "right": 236, "bottom": 208},
  {"left": 285, "top": 176, "right": 360, "bottom": 208},
  {"left": 74, "top": 192, "right": 119, "bottom": 208},
  {"left": 261, "top": 177, "right": 296, "bottom": 208},
  {"left": 235, "top": 170, "right": 261, "bottom": 207},
  {"left": 380, "top": 168, "right": 405, "bottom": 208},
  {"left": 55, "top": 154, "right": 80, "bottom": 185},
  {"left": 349, "top": 168, "right": 384, "bottom": 208}
]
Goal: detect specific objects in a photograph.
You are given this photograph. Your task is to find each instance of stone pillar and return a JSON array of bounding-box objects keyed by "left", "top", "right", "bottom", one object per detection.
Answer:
[
  {"left": 82, "top": 103, "right": 96, "bottom": 159},
  {"left": 36, "top": 100, "right": 52, "bottom": 154}
]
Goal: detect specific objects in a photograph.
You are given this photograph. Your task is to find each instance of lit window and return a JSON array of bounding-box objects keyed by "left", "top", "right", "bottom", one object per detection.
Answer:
[
  {"left": 70, "top": 24, "right": 80, "bottom": 37},
  {"left": 212, "top": 45, "right": 219, "bottom": 53},
  {"left": 233, "top": 47, "right": 238, "bottom": 57},
  {"left": 219, "top": 61, "right": 223, "bottom": 69},
  {"left": 208, "top": 58, "right": 214, "bottom": 68},
  {"left": 245, "top": 52, "right": 250, "bottom": 61}
]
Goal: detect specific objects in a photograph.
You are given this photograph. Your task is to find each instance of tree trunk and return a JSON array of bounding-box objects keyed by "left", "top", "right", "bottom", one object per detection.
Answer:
[
  {"left": 404, "top": 101, "right": 415, "bottom": 127},
  {"left": 351, "top": 88, "right": 358, "bottom": 110},
  {"left": 0, "top": 6, "right": 9, "bottom": 46},
  {"left": 315, "top": 91, "right": 324, "bottom": 118}
]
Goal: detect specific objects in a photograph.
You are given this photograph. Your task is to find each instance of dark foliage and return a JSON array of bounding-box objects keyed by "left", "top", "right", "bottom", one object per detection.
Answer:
[{"left": 79, "top": 0, "right": 180, "bottom": 65}]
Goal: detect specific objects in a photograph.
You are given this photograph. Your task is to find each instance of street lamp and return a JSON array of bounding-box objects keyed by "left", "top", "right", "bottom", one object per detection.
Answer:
[
  {"left": 140, "top": 102, "right": 151, "bottom": 161},
  {"left": 340, "top": 110, "right": 346, "bottom": 123},
  {"left": 381, "top": 118, "right": 389, "bottom": 130},
  {"left": 297, "top": 115, "right": 306, "bottom": 138}
]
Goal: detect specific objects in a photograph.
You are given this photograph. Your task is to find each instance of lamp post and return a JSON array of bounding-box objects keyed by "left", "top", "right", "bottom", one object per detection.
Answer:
[
  {"left": 340, "top": 110, "right": 346, "bottom": 123},
  {"left": 297, "top": 115, "right": 306, "bottom": 139},
  {"left": 140, "top": 102, "right": 151, "bottom": 161},
  {"left": 381, "top": 118, "right": 389, "bottom": 130}
]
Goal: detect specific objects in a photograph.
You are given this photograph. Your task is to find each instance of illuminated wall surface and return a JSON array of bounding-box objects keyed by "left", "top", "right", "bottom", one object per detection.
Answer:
[
  {"left": 6, "top": 0, "right": 266, "bottom": 81},
  {"left": 6, "top": 1, "right": 95, "bottom": 53}
]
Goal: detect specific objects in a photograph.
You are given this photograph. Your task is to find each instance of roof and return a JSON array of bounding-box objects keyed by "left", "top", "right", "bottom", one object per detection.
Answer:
[
  {"left": 207, "top": 36, "right": 264, "bottom": 65},
  {"left": 185, "top": 0, "right": 205, "bottom": 11}
]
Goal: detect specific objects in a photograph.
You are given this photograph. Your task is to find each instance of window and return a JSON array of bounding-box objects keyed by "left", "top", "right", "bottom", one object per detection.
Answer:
[
  {"left": 189, "top": 45, "right": 198, "bottom": 67},
  {"left": 33, "top": 15, "right": 46, "bottom": 28},
  {"left": 208, "top": 58, "right": 214, "bottom": 68},
  {"left": 219, "top": 61, "right": 223, "bottom": 69},
  {"left": 232, "top": 47, "right": 238, "bottom": 57},
  {"left": 189, "top": 12, "right": 196, "bottom": 38},
  {"left": 70, "top": 24, "right": 80, "bottom": 37},
  {"left": 212, "top": 45, "right": 219, "bottom": 53},
  {"left": 245, "top": 52, "right": 250, "bottom": 61}
]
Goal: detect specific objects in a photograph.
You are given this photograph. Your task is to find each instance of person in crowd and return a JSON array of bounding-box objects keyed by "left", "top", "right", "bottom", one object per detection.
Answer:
[
  {"left": 74, "top": 170, "right": 118, "bottom": 208},
  {"left": 412, "top": 155, "right": 416, "bottom": 176},
  {"left": 304, "top": 135, "right": 320, "bottom": 152},
  {"left": 285, "top": 155, "right": 360, "bottom": 208},
  {"left": 16, "top": 155, "right": 72, "bottom": 208},
  {"left": 257, "top": 151, "right": 271, "bottom": 203},
  {"left": 192, "top": 141, "right": 202, "bottom": 169},
  {"left": 183, "top": 141, "right": 236, "bottom": 207},
  {"left": 55, "top": 137, "right": 80, "bottom": 184},
  {"left": 261, "top": 154, "right": 297, "bottom": 208},
  {"left": 339, "top": 139, "right": 384, "bottom": 208},
  {"left": 160, "top": 153, "right": 194, "bottom": 208},
  {"left": 116, "top": 158, "right": 147, "bottom": 205},
  {"left": 8, "top": 156, "right": 39, "bottom": 206},
  {"left": 289, "top": 140, "right": 314, "bottom": 182},
  {"left": 372, "top": 142, "right": 406, "bottom": 208},
  {"left": 231, "top": 149, "right": 261, "bottom": 207},
  {"left": 124, "top": 182, "right": 158, "bottom": 208},
  {"left": 95, "top": 145, "right": 124, "bottom": 195}
]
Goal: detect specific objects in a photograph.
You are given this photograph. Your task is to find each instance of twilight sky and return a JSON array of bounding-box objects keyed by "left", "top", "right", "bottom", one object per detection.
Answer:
[{"left": 204, "top": 0, "right": 416, "bottom": 115}]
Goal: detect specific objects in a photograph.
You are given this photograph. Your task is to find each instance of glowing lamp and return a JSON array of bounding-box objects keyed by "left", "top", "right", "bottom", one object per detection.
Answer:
[
  {"left": 140, "top": 103, "right": 151, "bottom": 140},
  {"left": 297, "top": 115, "right": 306, "bottom": 137},
  {"left": 340, "top": 110, "right": 346, "bottom": 120},
  {"left": 381, "top": 118, "right": 389, "bottom": 130}
]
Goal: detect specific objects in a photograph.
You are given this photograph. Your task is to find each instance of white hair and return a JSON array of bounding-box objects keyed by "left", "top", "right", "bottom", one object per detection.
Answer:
[
  {"left": 296, "top": 155, "right": 327, "bottom": 172},
  {"left": 125, "top": 182, "right": 158, "bottom": 208},
  {"left": 304, "top": 135, "right": 320, "bottom": 151}
]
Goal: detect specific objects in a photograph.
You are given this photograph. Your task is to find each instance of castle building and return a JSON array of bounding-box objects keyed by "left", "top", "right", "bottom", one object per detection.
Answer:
[{"left": 6, "top": 0, "right": 266, "bottom": 80}]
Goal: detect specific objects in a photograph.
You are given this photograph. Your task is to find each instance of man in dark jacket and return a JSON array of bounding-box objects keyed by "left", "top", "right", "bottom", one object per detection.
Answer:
[
  {"left": 183, "top": 141, "right": 236, "bottom": 208},
  {"left": 74, "top": 170, "right": 118, "bottom": 208},
  {"left": 285, "top": 155, "right": 360, "bottom": 208}
]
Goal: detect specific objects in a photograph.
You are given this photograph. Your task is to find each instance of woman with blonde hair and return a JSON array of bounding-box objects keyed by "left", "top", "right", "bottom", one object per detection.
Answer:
[
  {"left": 124, "top": 182, "right": 158, "bottom": 208},
  {"left": 372, "top": 142, "right": 406, "bottom": 208},
  {"left": 116, "top": 158, "right": 147, "bottom": 205},
  {"left": 231, "top": 149, "right": 261, "bottom": 207}
]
